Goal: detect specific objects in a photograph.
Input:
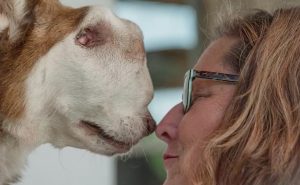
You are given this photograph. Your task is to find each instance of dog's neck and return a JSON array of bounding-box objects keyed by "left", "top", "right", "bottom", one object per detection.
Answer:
[{"left": 0, "top": 119, "right": 31, "bottom": 185}]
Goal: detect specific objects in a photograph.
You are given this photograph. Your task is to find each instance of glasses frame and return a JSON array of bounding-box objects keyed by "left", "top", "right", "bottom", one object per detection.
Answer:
[{"left": 183, "top": 69, "right": 239, "bottom": 113}]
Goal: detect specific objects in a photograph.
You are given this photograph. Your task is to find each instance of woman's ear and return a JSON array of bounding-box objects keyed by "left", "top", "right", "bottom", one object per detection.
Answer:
[{"left": 0, "top": 0, "right": 37, "bottom": 42}]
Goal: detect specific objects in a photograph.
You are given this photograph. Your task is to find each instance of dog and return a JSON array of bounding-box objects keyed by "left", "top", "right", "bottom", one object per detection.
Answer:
[{"left": 0, "top": 0, "right": 156, "bottom": 184}]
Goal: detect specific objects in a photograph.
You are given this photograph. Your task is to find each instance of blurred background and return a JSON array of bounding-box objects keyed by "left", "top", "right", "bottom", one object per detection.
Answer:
[{"left": 16, "top": 0, "right": 300, "bottom": 185}]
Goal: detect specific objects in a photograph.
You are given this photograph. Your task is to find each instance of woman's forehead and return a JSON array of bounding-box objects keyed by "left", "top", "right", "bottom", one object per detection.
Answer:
[{"left": 194, "top": 37, "right": 239, "bottom": 73}]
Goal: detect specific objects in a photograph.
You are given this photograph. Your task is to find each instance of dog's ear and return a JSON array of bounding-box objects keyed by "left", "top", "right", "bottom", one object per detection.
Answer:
[
  {"left": 0, "top": 0, "right": 38, "bottom": 42},
  {"left": 75, "top": 22, "right": 113, "bottom": 48}
]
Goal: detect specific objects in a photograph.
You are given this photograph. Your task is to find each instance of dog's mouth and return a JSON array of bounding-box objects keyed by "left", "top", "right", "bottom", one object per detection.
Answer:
[{"left": 80, "top": 120, "right": 132, "bottom": 151}]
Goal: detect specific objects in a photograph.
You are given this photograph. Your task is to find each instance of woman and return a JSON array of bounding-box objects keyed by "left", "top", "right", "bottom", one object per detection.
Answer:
[{"left": 156, "top": 7, "right": 300, "bottom": 185}]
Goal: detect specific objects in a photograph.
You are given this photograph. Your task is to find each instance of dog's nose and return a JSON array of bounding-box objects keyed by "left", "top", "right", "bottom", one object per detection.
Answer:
[{"left": 144, "top": 113, "right": 156, "bottom": 135}]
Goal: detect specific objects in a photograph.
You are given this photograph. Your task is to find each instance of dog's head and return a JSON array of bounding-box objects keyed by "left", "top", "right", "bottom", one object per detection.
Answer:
[{"left": 0, "top": 0, "right": 155, "bottom": 155}]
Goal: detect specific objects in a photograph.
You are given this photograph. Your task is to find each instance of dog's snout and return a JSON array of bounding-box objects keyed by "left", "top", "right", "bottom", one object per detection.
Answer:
[{"left": 144, "top": 114, "right": 156, "bottom": 135}]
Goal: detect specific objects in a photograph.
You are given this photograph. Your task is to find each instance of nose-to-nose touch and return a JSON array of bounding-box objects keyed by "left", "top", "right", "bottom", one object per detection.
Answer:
[{"left": 144, "top": 114, "right": 156, "bottom": 135}]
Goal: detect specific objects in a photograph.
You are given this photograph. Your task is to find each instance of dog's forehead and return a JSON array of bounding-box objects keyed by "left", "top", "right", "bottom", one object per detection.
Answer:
[{"left": 0, "top": 0, "right": 145, "bottom": 120}]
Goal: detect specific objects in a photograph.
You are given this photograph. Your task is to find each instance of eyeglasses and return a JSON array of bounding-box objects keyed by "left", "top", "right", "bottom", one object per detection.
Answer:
[{"left": 182, "top": 69, "right": 239, "bottom": 113}]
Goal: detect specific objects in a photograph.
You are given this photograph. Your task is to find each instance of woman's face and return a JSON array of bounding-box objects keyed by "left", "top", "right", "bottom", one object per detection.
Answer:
[{"left": 156, "top": 37, "right": 238, "bottom": 185}]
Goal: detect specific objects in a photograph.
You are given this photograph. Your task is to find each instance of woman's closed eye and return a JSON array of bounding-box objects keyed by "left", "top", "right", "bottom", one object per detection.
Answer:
[{"left": 191, "top": 92, "right": 211, "bottom": 107}]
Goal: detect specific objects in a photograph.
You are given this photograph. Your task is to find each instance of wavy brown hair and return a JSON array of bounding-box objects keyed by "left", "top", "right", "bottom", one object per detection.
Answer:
[{"left": 183, "top": 7, "right": 300, "bottom": 185}]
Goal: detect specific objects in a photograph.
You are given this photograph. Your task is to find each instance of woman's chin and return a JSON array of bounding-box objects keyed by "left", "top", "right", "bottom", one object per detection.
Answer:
[
  {"left": 163, "top": 158, "right": 187, "bottom": 185},
  {"left": 163, "top": 175, "right": 187, "bottom": 185}
]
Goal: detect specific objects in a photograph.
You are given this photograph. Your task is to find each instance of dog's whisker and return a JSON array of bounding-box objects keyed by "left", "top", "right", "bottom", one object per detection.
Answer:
[
  {"left": 136, "top": 144, "right": 149, "bottom": 162},
  {"left": 57, "top": 149, "right": 68, "bottom": 171}
]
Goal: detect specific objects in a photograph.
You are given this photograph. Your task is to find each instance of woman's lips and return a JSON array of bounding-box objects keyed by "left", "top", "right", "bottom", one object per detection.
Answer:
[
  {"left": 163, "top": 154, "right": 179, "bottom": 160},
  {"left": 163, "top": 153, "right": 179, "bottom": 169}
]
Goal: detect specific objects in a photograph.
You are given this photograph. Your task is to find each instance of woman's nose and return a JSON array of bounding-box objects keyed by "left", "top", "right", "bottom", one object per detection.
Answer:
[{"left": 155, "top": 103, "right": 184, "bottom": 143}]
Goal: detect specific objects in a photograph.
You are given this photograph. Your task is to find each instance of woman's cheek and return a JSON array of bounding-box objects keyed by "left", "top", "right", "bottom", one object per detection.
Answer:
[{"left": 178, "top": 101, "right": 224, "bottom": 151}]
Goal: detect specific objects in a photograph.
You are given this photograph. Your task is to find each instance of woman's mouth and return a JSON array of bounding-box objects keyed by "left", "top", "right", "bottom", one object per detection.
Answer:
[
  {"left": 163, "top": 154, "right": 179, "bottom": 160},
  {"left": 163, "top": 153, "right": 179, "bottom": 168}
]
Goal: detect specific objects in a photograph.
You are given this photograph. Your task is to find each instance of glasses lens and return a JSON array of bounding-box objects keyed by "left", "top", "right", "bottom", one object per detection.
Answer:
[{"left": 183, "top": 70, "right": 193, "bottom": 112}]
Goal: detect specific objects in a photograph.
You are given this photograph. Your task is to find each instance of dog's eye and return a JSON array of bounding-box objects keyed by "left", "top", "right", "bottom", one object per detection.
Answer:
[{"left": 75, "top": 22, "right": 112, "bottom": 48}]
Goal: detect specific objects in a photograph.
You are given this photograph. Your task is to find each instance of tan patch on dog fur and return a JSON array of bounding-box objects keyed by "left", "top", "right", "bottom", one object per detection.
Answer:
[
  {"left": 0, "top": 0, "right": 88, "bottom": 119},
  {"left": 124, "top": 38, "right": 145, "bottom": 61}
]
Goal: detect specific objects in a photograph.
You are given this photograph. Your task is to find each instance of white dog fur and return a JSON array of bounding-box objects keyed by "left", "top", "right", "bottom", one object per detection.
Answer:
[{"left": 0, "top": 0, "right": 155, "bottom": 184}]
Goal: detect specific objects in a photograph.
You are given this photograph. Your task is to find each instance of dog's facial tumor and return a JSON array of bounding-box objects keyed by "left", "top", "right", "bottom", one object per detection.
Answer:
[{"left": 0, "top": 0, "right": 155, "bottom": 155}]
